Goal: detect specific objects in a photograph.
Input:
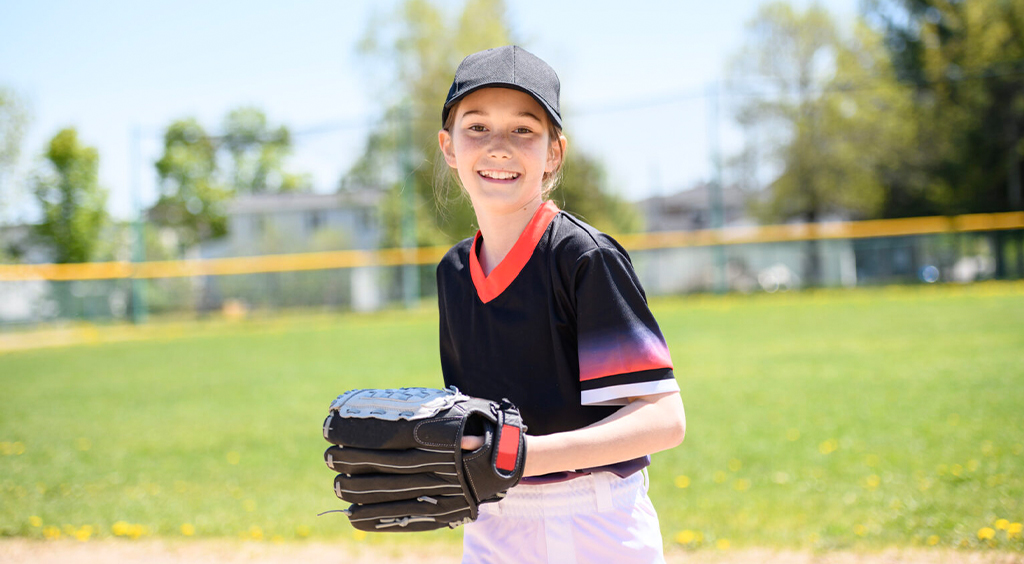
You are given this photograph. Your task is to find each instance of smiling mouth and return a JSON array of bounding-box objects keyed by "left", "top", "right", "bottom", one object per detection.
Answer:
[{"left": 478, "top": 170, "right": 521, "bottom": 180}]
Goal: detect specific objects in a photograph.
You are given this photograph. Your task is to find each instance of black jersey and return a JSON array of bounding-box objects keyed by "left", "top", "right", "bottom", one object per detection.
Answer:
[{"left": 437, "top": 201, "right": 678, "bottom": 439}]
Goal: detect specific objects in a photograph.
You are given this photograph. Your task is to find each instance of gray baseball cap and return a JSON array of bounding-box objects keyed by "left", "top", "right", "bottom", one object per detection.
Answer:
[{"left": 442, "top": 45, "right": 562, "bottom": 129}]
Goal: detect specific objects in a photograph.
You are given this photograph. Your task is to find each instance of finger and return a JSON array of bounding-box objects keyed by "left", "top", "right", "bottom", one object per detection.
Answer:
[
  {"left": 461, "top": 435, "right": 484, "bottom": 451},
  {"left": 334, "top": 471, "right": 463, "bottom": 504},
  {"left": 325, "top": 446, "right": 455, "bottom": 475}
]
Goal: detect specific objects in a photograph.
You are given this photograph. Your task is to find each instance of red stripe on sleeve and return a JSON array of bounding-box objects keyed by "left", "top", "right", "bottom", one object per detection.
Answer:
[{"left": 495, "top": 424, "right": 521, "bottom": 472}]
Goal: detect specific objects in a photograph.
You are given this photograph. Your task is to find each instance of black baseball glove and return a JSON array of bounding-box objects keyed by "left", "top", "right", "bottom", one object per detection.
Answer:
[{"left": 321, "top": 387, "right": 527, "bottom": 532}]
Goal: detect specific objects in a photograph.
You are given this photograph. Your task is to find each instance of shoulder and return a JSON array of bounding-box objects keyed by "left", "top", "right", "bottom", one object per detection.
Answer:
[
  {"left": 547, "top": 211, "right": 632, "bottom": 268},
  {"left": 437, "top": 236, "right": 475, "bottom": 275}
]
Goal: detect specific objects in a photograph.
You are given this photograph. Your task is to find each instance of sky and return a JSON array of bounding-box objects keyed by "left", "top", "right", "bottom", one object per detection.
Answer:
[{"left": 0, "top": 0, "right": 860, "bottom": 222}]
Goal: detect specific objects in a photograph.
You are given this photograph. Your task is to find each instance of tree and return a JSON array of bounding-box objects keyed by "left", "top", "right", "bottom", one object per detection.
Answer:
[
  {"left": 151, "top": 118, "right": 231, "bottom": 251},
  {"left": 728, "top": 2, "right": 918, "bottom": 284},
  {"left": 150, "top": 108, "right": 311, "bottom": 252},
  {"left": 0, "top": 86, "right": 30, "bottom": 228},
  {"left": 32, "top": 128, "right": 109, "bottom": 263},
  {"left": 865, "top": 0, "right": 1024, "bottom": 277},
  {"left": 347, "top": 0, "right": 638, "bottom": 246},
  {"left": 223, "top": 107, "right": 310, "bottom": 194}
]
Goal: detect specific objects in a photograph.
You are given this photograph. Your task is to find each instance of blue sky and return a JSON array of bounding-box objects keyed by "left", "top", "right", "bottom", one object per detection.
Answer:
[{"left": 0, "top": 0, "right": 859, "bottom": 222}]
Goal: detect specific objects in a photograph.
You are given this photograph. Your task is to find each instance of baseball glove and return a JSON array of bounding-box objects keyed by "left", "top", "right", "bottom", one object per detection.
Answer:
[{"left": 321, "top": 387, "right": 527, "bottom": 532}]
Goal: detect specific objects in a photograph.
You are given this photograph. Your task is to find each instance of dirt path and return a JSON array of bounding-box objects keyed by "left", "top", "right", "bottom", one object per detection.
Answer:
[{"left": 1, "top": 539, "right": 1022, "bottom": 564}]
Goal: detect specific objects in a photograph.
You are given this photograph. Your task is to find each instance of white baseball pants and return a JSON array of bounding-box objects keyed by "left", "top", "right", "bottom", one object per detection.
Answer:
[{"left": 461, "top": 470, "right": 666, "bottom": 564}]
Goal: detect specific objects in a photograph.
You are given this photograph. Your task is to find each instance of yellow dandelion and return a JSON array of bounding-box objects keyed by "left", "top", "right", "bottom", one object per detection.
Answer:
[
  {"left": 927, "top": 535, "right": 939, "bottom": 546},
  {"left": 675, "top": 530, "right": 696, "bottom": 544},
  {"left": 1007, "top": 522, "right": 1022, "bottom": 539},
  {"left": 674, "top": 475, "right": 690, "bottom": 489},
  {"left": 728, "top": 459, "right": 742, "bottom": 472},
  {"left": 819, "top": 439, "right": 838, "bottom": 455},
  {"left": 74, "top": 526, "right": 92, "bottom": 542},
  {"left": 713, "top": 470, "right": 727, "bottom": 484},
  {"left": 995, "top": 519, "right": 1009, "bottom": 530},
  {"left": 249, "top": 526, "right": 263, "bottom": 541},
  {"left": 181, "top": 523, "right": 195, "bottom": 536},
  {"left": 29, "top": 516, "right": 42, "bottom": 528},
  {"left": 75, "top": 438, "right": 91, "bottom": 451},
  {"left": 864, "top": 475, "right": 880, "bottom": 489},
  {"left": 966, "top": 459, "right": 979, "bottom": 472},
  {"left": 716, "top": 538, "right": 730, "bottom": 550},
  {"left": 977, "top": 527, "right": 995, "bottom": 540},
  {"left": 128, "top": 524, "right": 146, "bottom": 539},
  {"left": 786, "top": 428, "right": 800, "bottom": 441},
  {"left": 352, "top": 529, "right": 367, "bottom": 541},
  {"left": 950, "top": 464, "right": 962, "bottom": 477},
  {"left": 43, "top": 525, "right": 61, "bottom": 540},
  {"left": 733, "top": 478, "right": 751, "bottom": 492},
  {"left": 13, "top": 441, "right": 25, "bottom": 455},
  {"left": 295, "top": 525, "right": 310, "bottom": 538},
  {"left": 854, "top": 524, "right": 867, "bottom": 536},
  {"left": 271, "top": 534, "right": 284, "bottom": 544},
  {"left": 112, "top": 521, "right": 130, "bottom": 536},
  {"left": 0, "top": 442, "right": 9, "bottom": 455},
  {"left": 226, "top": 451, "right": 241, "bottom": 465}
]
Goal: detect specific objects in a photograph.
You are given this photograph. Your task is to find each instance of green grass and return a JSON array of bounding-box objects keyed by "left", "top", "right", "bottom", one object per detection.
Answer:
[{"left": 1, "top": 283, "right": 1022, "bottom": 551}]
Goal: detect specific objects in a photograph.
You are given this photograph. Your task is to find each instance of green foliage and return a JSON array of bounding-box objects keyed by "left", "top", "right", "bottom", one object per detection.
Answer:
[
  {"left": 151, "top": 118, "right": 231, "bottom": 250},
  {"left": 151, "top": 108, "right": 311, "bottom": 252},
  {"left": 0, "top": 87, "right": 30, "bottom": 216},
  {"left": 0, "top": 87, "right": 31, "bottom": 254},
  {"left": 348, "top": 0, "right": 638, "bottom": 246},
  {"left": 223, "top": 107, "right": 310, "bottom": 195},
  {"left": 864, "top": 0, "right": 1024, "bottom": 216},
  {"left": 729, "top": 2, "right": 912, "bottom": 224},
  {"left": 31, "top": 128, "right": 109, "bottom": 264},
  {"left": 0, "top": 285, "right": 1022, "bottom": 549}
]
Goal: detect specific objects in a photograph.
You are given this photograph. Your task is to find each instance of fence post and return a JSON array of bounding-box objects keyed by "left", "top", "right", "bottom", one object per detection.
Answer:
[{"left": 130, "top": 125, "right": 148, "bottom": 324}]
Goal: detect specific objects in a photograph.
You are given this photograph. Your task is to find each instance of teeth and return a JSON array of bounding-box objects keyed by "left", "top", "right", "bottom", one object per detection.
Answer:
[{"left": 480, "top": 170, "right": 519, "bottom": 180}]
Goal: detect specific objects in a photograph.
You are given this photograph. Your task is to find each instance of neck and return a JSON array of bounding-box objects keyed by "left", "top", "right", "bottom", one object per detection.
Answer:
[{"left": 475, "top": 196, "right": 544, "bottom": 276}]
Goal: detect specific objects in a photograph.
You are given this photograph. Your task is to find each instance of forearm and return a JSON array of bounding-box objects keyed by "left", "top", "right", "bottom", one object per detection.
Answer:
[{"left": 522, "top": 391, "right": 686, "bottom": 477}]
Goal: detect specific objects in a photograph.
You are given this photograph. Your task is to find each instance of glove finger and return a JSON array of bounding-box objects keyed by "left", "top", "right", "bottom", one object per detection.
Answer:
[
  {"left": 323, "top": 413, "right": 462, "bottom": 450},
  {"left": 334, "top": 471, "right": 463, "bottom": 504},
  {"left": 347, "top": 495, "right": 474, "bottom": 532},
  {"left": 324, "top": 446, "right": 456, "bottom": 475}
]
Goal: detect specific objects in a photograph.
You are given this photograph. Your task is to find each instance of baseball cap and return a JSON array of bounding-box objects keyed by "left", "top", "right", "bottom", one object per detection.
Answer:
[{"left": 442, "top": 45, "right": 562, "bottom": 129}]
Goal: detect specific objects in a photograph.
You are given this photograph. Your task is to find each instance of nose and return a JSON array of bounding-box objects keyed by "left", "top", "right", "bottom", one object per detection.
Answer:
[{"left": 486, "top": 131, "right": 512, "bottom": 159}]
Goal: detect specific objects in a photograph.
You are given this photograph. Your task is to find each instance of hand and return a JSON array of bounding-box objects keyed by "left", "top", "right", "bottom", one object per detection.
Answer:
[{"left": 461, "top": 435, "right": 484, "bottom": 451}]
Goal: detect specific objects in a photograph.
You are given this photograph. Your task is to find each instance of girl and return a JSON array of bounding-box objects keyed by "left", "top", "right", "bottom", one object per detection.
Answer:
[{"left": 435, "top": 46, "right": 686, "bottom": 564}]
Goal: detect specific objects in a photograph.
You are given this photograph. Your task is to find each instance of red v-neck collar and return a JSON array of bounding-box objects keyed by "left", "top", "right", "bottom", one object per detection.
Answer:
[{"left": 469, "top": 201, "right": 560, "bottom": 304}]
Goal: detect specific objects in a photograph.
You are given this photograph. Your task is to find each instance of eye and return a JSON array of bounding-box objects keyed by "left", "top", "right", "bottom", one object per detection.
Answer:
[
  {"left": 468, "top": 124, "right": 486, "bottom": 132},
  {"left": 513, "top": 127, "right": 532, "bottom": 134}
]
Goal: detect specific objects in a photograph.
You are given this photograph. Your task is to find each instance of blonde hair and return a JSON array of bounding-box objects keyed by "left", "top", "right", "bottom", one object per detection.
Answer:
[{"left": 433, "top": 99, "right": 565, "bottom": 208}]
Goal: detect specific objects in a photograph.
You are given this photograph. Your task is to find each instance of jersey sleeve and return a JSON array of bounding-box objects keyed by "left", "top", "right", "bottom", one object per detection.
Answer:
[{"left": 573, "top": 245, "right": 679, "bottom": 406}]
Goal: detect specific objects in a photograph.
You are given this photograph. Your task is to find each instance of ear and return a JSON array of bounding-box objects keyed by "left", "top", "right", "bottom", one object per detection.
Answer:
[
  {"left": 438, "top": 129, "right": 457, "bottom": 168},
  {"left": 545, "top": 134, "right": 567, "bottom": 174}
]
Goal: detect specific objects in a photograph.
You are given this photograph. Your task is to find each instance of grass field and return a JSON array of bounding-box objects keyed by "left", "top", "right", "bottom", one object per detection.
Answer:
[{"left": 1, "top": 283, "right": 1022, "bottom": 554}]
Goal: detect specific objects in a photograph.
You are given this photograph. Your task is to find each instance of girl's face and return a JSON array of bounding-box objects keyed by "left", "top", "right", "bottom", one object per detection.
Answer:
[{"left": 439, "top": 87, "right": 565, "bottom": 216}]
